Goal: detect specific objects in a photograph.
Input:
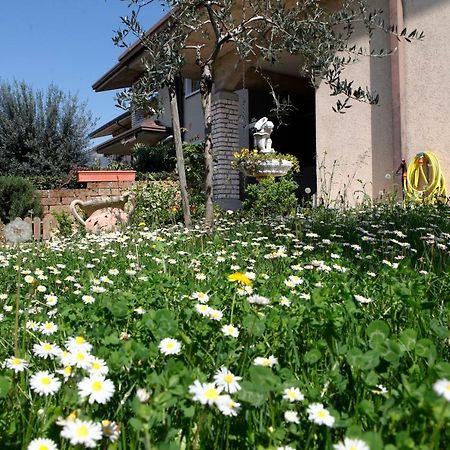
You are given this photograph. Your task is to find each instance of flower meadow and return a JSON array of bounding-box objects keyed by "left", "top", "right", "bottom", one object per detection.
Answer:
[{"left": 1, "top": 205, "right": 450, "bottom": 449}]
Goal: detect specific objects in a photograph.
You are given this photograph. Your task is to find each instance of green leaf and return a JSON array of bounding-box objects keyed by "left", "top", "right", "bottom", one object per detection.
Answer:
[
  {"left": 304, "top": 348, "right": 321, "bottom": 364},
  {"left": 366, "top": 320, "right": 390, "bottom": 345},
  {"left": 399, "top": 328, "right": 417, "bottom": 352},
  {"left": 0, "top": 376, "right": 11, "bottom": 398}
]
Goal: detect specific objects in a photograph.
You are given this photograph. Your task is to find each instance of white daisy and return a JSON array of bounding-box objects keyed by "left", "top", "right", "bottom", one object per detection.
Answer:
[
  {"left": 33, "top": 342, "right": 61, "bottom": 359},
  {"left": 69, "top": 350, "right": 94, "bottom": 369},
  {"left": 4, "top": 356, "right": 28, "bottom": 372},
  {"left": 60, "top": 419, "right": 102, "bottom": 448},
  {"left": 81, "top": 295, "right": 95, "bottom": 304},
  {"left": 189, "top": 381, "right": 223, "bottom": 405},
  {"left": 283, "top": 387, "right": 305, "bottom": 402},
  {"left": 195, "top": 303, "right": 211, "bottom": 317},
  {"left": 433, "top": 379, "right": 450, "bottom": 401},
  {"left": 27, "top": 437, "right": 58, "bottom": 450},
  {"left": 217, "top": 394, "right": 241, "bottom": 416},
  {"left": 66, "top": 336, "right": 93, "bottom": 353},
  {"left": 208, "top": 308, "right": 223, "bottom": 321},
  {"left": 307, "top": 403, "right": 335, "bottom": 427},
  {"left": 29, "top": 371, "right": 61, "bottom": 396},
  {"left": 253, "top": 355, "right": 278, "bottom": 367},
  {"left": 221, "top": 324, "right": 239, "bottom": 338},
  {"left": 78, "top": 374, "right": 115, "bottom": 404},
  {"left": 136, "top": 387, "right": 151, "bottom": 403},
  {"left": 333, "top": 437, "right": 370, "bottom": 450},
  {"left": 40, "top": 321, "right": 58, "bottom": 335},
  {"left": 354, "top": 294, "right": 373, "bottom": 304},
  {"left": 44, "top": 294, "right": 58, "bottom": 306},
  {"left": 213, "top": 367, "right": 242, "bottom": 394},
  {"left": 191, "top": 292, "right": 209, "bottom": 303},
  {"left": 284, "top": 410, "right": 300, "bottom": 424},
  {"left": 158, "top": 338, "right": 182, "bottom": 355},
  {"left": 248, "top": 295, "right": 271, "bottom": 306},
  {"left": 89, "top": 357, "right": 109, "bottom": 376}
]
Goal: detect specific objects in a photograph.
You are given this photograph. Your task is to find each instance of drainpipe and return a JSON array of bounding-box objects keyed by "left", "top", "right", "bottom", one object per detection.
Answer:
[{"left": 389, "top": 0, "right": 406, "bottom": 181}]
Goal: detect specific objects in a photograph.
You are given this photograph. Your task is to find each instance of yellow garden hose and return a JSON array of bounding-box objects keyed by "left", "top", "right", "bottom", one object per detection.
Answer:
[{"left": 405, "top": 152, "right": 447, "bottom": 204}]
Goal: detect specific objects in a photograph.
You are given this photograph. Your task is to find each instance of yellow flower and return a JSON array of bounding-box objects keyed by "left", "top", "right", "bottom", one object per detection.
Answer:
[
  {"left": 138, "top": 222, "right": 146, "bottom": 227},
  {"left": 227, "top": 272, "right": 252, "bottom": 286}
]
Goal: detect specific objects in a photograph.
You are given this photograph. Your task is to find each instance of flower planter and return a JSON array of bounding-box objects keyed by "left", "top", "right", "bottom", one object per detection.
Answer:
[
  {"left": 76, "top": 170, "right": 136, "bottom": 183},
  {"left": 242, "top": 159, "right": 293, "bottom": 181}
]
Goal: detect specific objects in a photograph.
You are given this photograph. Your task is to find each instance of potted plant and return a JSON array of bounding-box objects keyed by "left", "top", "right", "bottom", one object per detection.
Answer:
[
  {"left": 76, "top": 158, "right": 136, "bottom": 182},
  {"left": 232, "top": 148, "right": 299, "bottom": 181}
]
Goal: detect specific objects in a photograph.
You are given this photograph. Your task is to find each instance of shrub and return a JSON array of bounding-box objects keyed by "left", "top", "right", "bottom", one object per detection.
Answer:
[
  {"left": 0, "top": 176, "right": 42, "bottom": 223},
  {"left": 183, "top": 142, "right": 205, "bottom": 192},
  {"left": 132, "top": 142, "right": 176, "bottom": 173},
  {"left": 28, "top": 174, "right": 81, "bottom": 190},
  {"left": 52, "top": 210, "right": 75, "bottom": 237},
  {"left": 242, "top": 175, "right": 298, "bottom": 217},
  {"left": 130, "top": 180, "right": 182, "bottom": 227}
]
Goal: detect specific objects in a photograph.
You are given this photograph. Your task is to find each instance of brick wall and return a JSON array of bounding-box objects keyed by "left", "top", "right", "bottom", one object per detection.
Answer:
[
  {"left": 211, "top": 91, "right": 241, "bottom": 202},
  {"left": 39, "top": 181, "right": 135, "bottom": 214}
]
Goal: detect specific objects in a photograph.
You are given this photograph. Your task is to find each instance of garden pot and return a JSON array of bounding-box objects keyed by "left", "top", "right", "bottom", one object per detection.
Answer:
[
  {"left": 242, "top": 159, "right": 293, "bottom": 181},
  {"left": 76, "top": 170, "right": 136, "bottom": 182}
]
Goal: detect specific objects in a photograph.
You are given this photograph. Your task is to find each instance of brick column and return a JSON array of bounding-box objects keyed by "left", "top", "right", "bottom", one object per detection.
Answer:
[{"left": 211, "top": 91, "right": 241, "bottom": 208}]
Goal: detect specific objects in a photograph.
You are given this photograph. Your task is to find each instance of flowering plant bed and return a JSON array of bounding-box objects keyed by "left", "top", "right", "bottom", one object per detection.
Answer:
[
  {"left": 76, "top": 170, "right": 136, "bottom": 182},
  {"left": 1, "top": 205, "right": 450, "bottom": 448}
]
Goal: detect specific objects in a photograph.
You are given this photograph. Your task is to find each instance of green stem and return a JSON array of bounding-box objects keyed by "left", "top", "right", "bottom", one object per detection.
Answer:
[{"left": 431, "top": 401, "right": 448, "bottom": 449}]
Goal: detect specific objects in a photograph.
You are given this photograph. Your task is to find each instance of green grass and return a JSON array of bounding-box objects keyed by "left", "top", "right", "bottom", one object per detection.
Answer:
[{"left": 1, "top": 204, "right": 450, "bottom": 449}]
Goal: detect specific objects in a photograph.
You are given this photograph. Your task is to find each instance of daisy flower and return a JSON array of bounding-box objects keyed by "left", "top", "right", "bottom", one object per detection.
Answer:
[
  {"left": 159, "top": 338, "right": 182, "bottom": 355},
  {"left": 307, "top": 403, "right": 335, "bottom": 427},
  {"left": 66, "top": 336, "right": 93, "bottom": 353},
  {"left": 69, "top": 350, "right": 94, "bottom": 369},
  {"left": 208, "top": 308, "right": 223, "bottom": 321},
  {"left": 433, "top": 379, "right": 450, "bottom": 401},
  {"left": 217, "top": 395, "right": 241, "bottom": 416},
  {"left": 333, "top": 437, "right": 370, "bottom": 450},
  {"left": 221, "top": 324, "right": 239, "bottom": 338},
  {"left": 60, "top": 419, "right": 102, "bottom": 448},
  {"left": 40, "top": 321, "right": 58, "bottom": 335},
  {"left": 253, "top": 355, "right": 278, "bottom": 367},
  {"left": 81, "top": 295, "right": 95, "bottom": 304},
  {"left": 213, "top": 367, "right": 242, "bottom": 393},
  {"left": 57, "top": 366, "right": 74, "bottom": 380},
  {"left": 191, "top": 292, "right": 209, "bottom": 303},
  {"left": 136, "top": 387, "right": 151, "bottom": 403},
  {"left": 195, "top": 303, "right": 212, "bottom": 317},
  {"left": 284, "top": 410, "right": 300, "bottom": 424},
  {"left": 78, "top": 374, "right": 115, "bottom": 404},
  {"left": 247, "top": 295, "right": 271, "bottom": 306},
  {"left": 89, "top": 357, "right": 109, "bottom": 376},
  {"left": 44, "top": 294, "right": 58, "bottom": 306},
  {"left": 33, "top": 342, "right": 61, "bottom": 359},
  {"left": 4, "top": 356, "right": 28, "bottom": 372},
  {"left": 101, "top": 420, "right": 121, "bottom": 442},
  {"left": 353, "top": 294, "right": 373, "bottom": 304},
  {"left": 27, "top": 437, "right": 58, "bottom": 450},
  {"left": 189, "top": 381, "right": 223, "bottom": 406},
  {"left": 37, "top": 285, "right": 47, "bottom": 293},
  {"left": 29, "top": 371, "right": 61, "bottom": 396},
  {"left": 283, "top": 387, "right": 305, "bottom": 402}
]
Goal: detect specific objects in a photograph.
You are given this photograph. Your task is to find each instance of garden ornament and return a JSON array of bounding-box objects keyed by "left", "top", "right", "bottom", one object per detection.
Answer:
[
  {"left": 70, "top": 193, "right": 135, "bottom": 233},
  {"left": 253, "top": 117, "right": 275, "bottom": 154}
]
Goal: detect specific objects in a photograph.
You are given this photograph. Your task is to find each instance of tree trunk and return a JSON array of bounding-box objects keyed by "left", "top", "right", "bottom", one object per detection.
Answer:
[
  {"left": 200, "top": 63, "right": 214, "bottom": 227},
  {"left": 169, "top": 84, "right": 192, "bottom": 228}
]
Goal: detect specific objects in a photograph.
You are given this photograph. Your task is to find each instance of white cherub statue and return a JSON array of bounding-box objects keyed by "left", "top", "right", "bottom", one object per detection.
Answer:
[{"left": 253, "top": 117, "right": 275, "bottom": 154}]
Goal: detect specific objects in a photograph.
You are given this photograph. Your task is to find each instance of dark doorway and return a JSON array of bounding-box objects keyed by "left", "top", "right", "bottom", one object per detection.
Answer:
[{"left": 244, "top": 79, "right": 316, "bottom": 200}]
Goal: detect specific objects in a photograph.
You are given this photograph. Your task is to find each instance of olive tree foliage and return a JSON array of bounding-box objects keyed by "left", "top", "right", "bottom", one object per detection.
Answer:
[
  {"left": 0, "top": 80, "right": 96, "bottom": 176},
  {"left": 114, "top": 0, "right": 423, "bottom": 226}
]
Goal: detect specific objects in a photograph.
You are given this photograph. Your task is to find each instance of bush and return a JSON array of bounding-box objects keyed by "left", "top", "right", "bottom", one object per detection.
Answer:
[
  {"left": 243, "top": 175, "right": 298, "bottom": 217},
  {"left": 52, "top": 210, "right": 75, "bottom": 237},
  {"left": 132, "top": 142, "right": 176, "bottom": 173},
  {"left": 130, "top": 180, "right": 182, "bottom": 227},
  {"left": 28, "top": 174, "right": 81, "bottom": 190},
  {"left": 183, "top": 142, "right": 205, "bottom": 192},
  {"left": 0, "top": 176, "right": 42, "bottom": 223}
]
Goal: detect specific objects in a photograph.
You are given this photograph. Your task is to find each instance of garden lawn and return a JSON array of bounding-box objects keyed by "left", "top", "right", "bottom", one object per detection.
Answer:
[{"left": 1, "top": 205, "right": 450, "bottom": 450}]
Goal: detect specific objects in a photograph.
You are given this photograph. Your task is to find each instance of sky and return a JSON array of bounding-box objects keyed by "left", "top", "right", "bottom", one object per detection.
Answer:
[{"left": 0, "top": 0, "right": 167, "bottom": 135}]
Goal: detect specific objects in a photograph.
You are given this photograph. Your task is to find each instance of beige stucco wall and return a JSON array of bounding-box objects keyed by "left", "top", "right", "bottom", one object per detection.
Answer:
[
  {"left": 316, "top": 0, "right": 450, "bottom": 205},
  {"left": 403, "top": 0, "right": 450, "bottom": 181},
  {"left": 315, "top": 0, "right": 393, "bottom": 205}
]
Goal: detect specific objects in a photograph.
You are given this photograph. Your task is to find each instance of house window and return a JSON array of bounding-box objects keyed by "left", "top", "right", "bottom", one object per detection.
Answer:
[{"left": 185, "top": 79, "right": 201, "bottom": 97}]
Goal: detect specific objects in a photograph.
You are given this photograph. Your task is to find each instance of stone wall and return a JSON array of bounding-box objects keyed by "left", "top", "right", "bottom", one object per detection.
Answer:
[{"left": 39, "top": 181, "right": 135, "bottom": 214}]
